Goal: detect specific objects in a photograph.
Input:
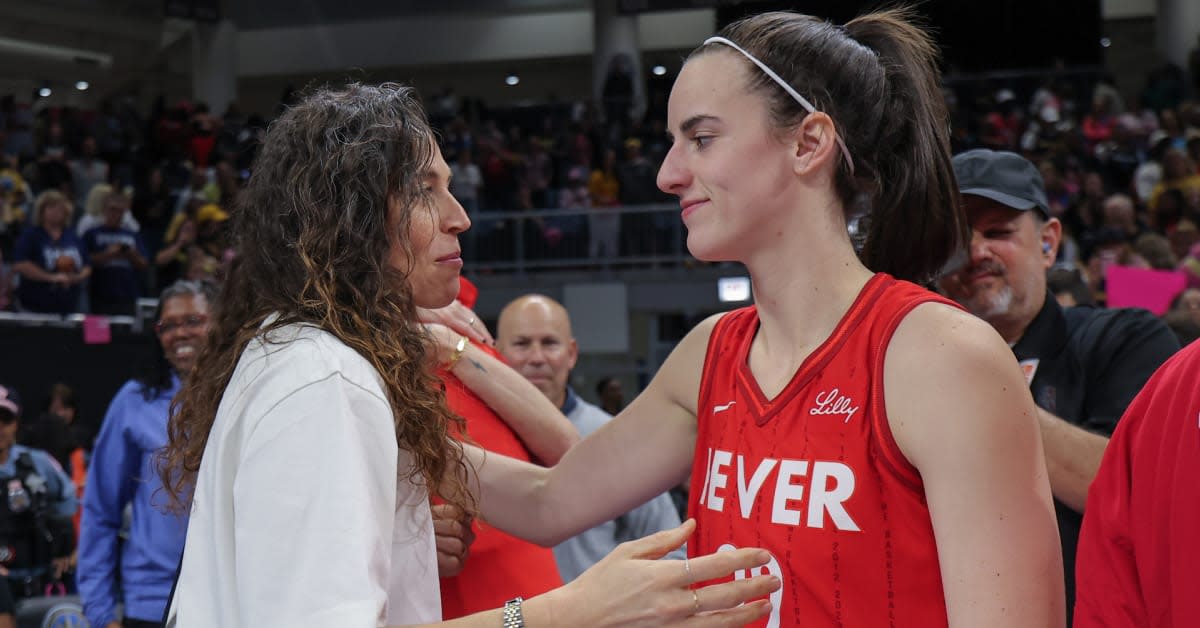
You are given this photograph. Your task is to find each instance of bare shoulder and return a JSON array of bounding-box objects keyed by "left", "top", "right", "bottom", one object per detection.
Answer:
[
  {"left": 884, "top": 301, "right": 1038, "bottom": 469},
  {"left": 890, "top": 301, "right": 1009, "bottom": 363}
]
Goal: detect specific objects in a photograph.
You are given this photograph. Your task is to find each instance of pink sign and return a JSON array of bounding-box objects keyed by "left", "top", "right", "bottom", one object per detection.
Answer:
[
  {"left": 1105, "top": 265, "right": 1187, "bottom": 315},
  {"left": 82, "top": 315, "right": 112, "bottom": 345}
]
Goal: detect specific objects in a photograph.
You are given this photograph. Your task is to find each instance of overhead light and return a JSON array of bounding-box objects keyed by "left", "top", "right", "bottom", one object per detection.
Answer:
[
  {"left": 652, "top": 65, "right": 667, "bottom": 76},
  {"left": 38, "top": 87, "right": 51, "bottom": 98},
  {"left": 505, "top": 73, "right": 520, "bottom": 86},
  {"left": 75, "top": 81, "right": 89, "bottom": 91},
  {"left": 1100, "top": 37, "right": 1111, "bottom": 48}
]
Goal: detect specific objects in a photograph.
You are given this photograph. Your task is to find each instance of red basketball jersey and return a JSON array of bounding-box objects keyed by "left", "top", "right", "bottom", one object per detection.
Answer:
[{"left": 690, "top": 274, "right": 955, "bottom": 628}]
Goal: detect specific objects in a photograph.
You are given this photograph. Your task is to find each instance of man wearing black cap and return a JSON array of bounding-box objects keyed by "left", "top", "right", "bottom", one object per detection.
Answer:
[{"left": 938, "top": 149, "right": 1179, "bottom": 622}]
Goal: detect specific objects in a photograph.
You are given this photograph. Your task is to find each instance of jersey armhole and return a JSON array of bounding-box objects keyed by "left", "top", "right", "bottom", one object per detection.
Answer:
[
  {"left": 695, "top": 309, "right": 746, "bottom": 418},
  {"left": 869, "top": 295, "right": 959, "bottom": 495}
]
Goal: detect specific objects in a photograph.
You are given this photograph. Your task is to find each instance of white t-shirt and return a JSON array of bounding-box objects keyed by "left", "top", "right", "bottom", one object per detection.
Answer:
[{"left": 166, "top": 323, "right": 440, "bottom": 628}]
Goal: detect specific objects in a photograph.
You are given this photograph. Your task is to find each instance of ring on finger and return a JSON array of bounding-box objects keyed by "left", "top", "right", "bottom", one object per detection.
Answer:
[
  {"left": 683, "top": 556, "right": 692, "bottom": 582},
  {"left": 691, "top": 589, "right": 700, "bottom": 614},
  {"left": 467, "top": 317, "right": 476, "bottom": 326}
]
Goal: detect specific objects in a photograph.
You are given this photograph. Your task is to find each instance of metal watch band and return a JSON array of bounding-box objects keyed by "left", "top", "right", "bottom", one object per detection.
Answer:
[{"left": 502, "top": 596, "right": 525, "bottom": 628}]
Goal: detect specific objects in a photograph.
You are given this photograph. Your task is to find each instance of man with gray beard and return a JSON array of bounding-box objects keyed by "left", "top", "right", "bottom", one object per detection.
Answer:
[{"left": 938, "top": 149, "right": 1179, "bottom": 624}]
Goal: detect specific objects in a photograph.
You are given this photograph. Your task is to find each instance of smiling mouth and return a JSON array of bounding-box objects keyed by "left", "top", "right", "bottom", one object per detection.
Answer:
[{"left": 680, "top": 200, "right": 707, "bottom": 217}]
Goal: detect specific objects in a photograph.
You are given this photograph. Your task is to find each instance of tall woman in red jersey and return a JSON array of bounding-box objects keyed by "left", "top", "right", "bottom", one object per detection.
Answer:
[{"left": 467, "top": 8, "right": 1064, "bottom": 628}]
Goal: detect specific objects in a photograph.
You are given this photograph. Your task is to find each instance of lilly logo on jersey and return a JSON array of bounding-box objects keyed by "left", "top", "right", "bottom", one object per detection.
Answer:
[
  {"left": 810, "top": 388, "right": 859, "bottom": 423},
  {"left": 699, "top": 448, "right": 861, "bottom": 532}
]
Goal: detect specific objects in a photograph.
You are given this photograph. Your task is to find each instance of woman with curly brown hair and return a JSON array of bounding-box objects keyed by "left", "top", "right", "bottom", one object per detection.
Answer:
[{"left": 159, "top": 83, "right": 776, "bottom": 628}]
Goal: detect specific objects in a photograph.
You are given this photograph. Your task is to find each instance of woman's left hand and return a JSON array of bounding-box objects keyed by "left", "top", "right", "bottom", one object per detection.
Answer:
[
  {"left": 417, "top": 302, "right": 494, "bottom": 346},
  {"left": 432, "top": 503, "right": 476, "bottom": 578}
]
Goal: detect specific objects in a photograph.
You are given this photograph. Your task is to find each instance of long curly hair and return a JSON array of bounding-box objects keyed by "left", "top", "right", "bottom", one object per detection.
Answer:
[{"left": 159, "top": 83, "right": 471, "bottom": 513}]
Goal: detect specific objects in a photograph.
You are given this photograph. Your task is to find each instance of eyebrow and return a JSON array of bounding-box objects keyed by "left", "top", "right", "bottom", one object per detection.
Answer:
[{"left": 667, "top": 114, "right": 721, "bottom": 141}]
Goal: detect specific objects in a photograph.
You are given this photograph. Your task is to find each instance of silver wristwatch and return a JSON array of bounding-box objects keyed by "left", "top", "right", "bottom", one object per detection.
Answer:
[{"left": 502, "top": 597, "right": 524, "bottom": 628}]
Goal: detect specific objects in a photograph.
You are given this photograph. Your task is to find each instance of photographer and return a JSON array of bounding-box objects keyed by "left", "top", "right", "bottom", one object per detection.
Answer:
[
  {"left": 82, "top": 188, "right": 148, "bottom": 316},
  {"left": 0, "top": 384, "right": 77, "bottom": 628}
]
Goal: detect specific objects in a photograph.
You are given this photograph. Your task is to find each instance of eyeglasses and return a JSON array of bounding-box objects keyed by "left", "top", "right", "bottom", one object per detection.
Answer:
[{"left": 155, "top": 314, "right": 208, "bottom": 335}]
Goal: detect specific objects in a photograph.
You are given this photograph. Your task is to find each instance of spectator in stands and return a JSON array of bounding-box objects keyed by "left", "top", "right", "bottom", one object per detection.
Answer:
[
  {"left": 1132, "top": 130, "right": 1170, "bottom": 208},
  {"left": 1096, "top": 115, "right": 1145, "bottom": 193},
  {"left": 1101, "top": 193, "right": 1149, "bottom": 243},
  {"left": 82, "top": 187, "right": 148, "bottom": 315},
  {"left": 0, "top": 382, "right": 78, "bottom": 619},
  {"left": 1169, "top": 286, "right": 1200, "bottom": 325},
  {"left": 78, "top": 280, "right": 214, "bottom": 628},
  {"left": 18, "top": 382, "right": 88, "bottom": 476},
  {"left": 587, "top": 148, "right": 620, "bottom": 259},
  {"left": 130, "top": 167, "right": 174, "bottom": 259},
  {"left": 495, "top": 294, "right": 684, "bottom": 582},
  {"left": 33, "top": 122, "right": 72, "bottom": 196},
  {"left": 450, "top": 149, "right": 484, "bottom": 260},
  {"left": 1132, "top": 232, "right": 1178, "bottom": 270},
  {"left": 601, "top": 54, "right": 635, "bottom": 135},
  {"left": 11, "top": 190, "right": 90, "bottom": 314},
  {"left": 155, "top": 198, "right": 202, "bottom": 290},
  {"left": 1047, "top": 266, "right": 1094, "bottom": 308},
  {"left": 594, "top": 376, "right": 624, "bottom": 415},
  {"left": 1067, "top": 170, "right": 1108, "bottom": 261},
  {"left": 1148, "top": 148, "right": 1200, "bottom": 215},
  {"left": 192, "top": 202, "right": 230, "bottom": 262},
  {"left": 76, "top": 183, "right": 139, "bottom": 237},
  {"left": 554, "top": 164, "right": 592, "bottom": 260},
  {"left": 617, "top": 138, "right": 663, "bottom": 256},
  {"left": 938, "top": 149, "right": 1180, "bottom": 621},
  {"left": 20, "top": 383, "right": 89, "bottom": 539},
  {"left": 67, "top": 137, "right": 109, "bottom": 213},
  {"left": 0, "top": 156, "right": 32, "bottom": 256},
  {"left": 1081, "top": 92, "right": 1117, "bottom": 155}
]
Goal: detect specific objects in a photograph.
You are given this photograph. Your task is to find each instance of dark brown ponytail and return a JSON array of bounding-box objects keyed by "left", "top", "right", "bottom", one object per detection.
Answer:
[{"left": 844, "top": 7, "right": 966, "bottom": 284}]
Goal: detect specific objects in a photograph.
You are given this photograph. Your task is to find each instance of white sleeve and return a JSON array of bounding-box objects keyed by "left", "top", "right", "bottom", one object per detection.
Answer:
[{"left": 231, "top": 372, "right": 401, "bottom": 628}]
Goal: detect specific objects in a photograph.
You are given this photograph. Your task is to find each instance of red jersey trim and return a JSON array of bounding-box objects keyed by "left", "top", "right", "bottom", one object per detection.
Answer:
[
  {"left": 698, "top": 307, "right": 751, "bottom": 426},
  {"left": 734, "top": 274, "right": 894, "bottom": 426},
  {"left": 868, "top": 286, "right": 964, "bottom": 494}
]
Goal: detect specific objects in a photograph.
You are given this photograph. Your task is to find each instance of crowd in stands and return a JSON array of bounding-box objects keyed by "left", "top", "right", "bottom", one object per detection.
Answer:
[{"left": 0, "top": 60, "right": 1199, "bottom": 331}]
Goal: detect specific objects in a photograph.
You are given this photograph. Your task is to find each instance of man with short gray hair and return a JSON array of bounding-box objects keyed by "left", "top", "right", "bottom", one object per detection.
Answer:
[{"left": 496, "top": 294, "right": 684, "bottom": 581}]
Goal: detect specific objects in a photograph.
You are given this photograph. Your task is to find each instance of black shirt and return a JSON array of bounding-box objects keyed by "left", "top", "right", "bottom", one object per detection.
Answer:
[{"left": 1011, "top": 292, "right": 1179, "bottom": 622}]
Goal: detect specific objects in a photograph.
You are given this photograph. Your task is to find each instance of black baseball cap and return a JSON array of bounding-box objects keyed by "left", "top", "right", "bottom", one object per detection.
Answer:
[{"left": 952, "top": 149, "right": 1051, "bottom": 219}]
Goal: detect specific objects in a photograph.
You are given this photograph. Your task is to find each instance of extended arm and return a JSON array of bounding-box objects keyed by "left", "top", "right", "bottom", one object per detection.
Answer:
[
  {"left": 461, "top": 315, "right": 717, "bottom": 547},
  {"left": 888, "top": 304, "right": 1064, "bottom": 628},
  {"left": 435, "top": 329, "right": 579, "bottom": 464},
  {"left": 1035, "top": 410, "right": 1109, "bottom": 512}
]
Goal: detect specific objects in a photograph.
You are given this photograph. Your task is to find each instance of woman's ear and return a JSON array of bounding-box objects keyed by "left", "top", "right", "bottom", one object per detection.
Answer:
[{"left": 792, "top": 112, "right": 839, "bottom": 177}]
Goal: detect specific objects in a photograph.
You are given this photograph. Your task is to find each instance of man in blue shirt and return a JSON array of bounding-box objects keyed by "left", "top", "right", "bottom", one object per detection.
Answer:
[
  {"left": 77, "top": 280, "right": 213, "bottom": 628},
  {"left": 0, "top": 382, "right": 77, "bottom": 627}
]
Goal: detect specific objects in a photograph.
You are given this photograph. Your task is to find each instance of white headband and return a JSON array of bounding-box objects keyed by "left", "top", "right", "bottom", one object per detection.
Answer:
[{"left": 704, "top": 36, "right": 855, "bottom": 175}]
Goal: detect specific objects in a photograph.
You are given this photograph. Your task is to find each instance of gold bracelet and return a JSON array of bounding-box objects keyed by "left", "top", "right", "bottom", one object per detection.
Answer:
[{"left": 445, "top": 334, "right": 469, "bottom": 369}]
